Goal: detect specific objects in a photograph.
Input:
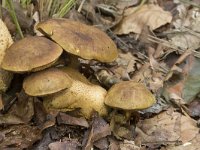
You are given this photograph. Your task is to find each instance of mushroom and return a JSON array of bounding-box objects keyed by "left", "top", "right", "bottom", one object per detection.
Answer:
[
  {"left": 105, "top": 81, "right": 156, "bottom": 121},
  {"left": 43, "top": 67, "right": 108, "bottom": 119},
  {"left": 1, "top": 36, "right": 63, "bottom": 73},
  {"left": 104, "top": 81, "right": 156, "bottom": 138},
  {"left": 36, "top": 18, "right": 118, "bottom": 63},
  {"left": 23, "top": 68, "right": 73, "bottom": 96},
  {"left": 0, "top": 19, "right": 13, "bottom": 92}
]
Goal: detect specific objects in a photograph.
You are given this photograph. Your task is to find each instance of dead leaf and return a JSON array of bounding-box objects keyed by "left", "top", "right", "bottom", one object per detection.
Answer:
[
  {"left": 57, "top": 112, "right": 89, "bottom": 128},
  {"left": 135, "top": 109, "right": 199, "bottom": 146},
  {"left": 188, "top": 99, "right": 200, "bottom": 117},
  {"left": 0, "top": 125, "right": 41, "bottom": 149},
  {"left": 83, "top": 114, "right": 111, "bottom": 149},
  {"left": 163, "top": 56, "right": 200, "bottom": 103},
  {"left": 48, "top": 139, "right": 81, "bottom": 150},
  {"left": 114, "top": 4, "right": 172, "bottom": 34},
  {"left": 94, "top": 137, "right": 109, "bottom": 150},
  {"left": 8, "top": 91, "right": 34, "bottom": 123},
  {"left": 169, "top": 5, "right": 200, "bottom": 50},
  {"left": 166, "top": 134, "right": 200, "bottom": 150},
  {"left": 119, "top": 140, "right": 140, "bottom": 150},
  {"left": 0, "top": 114, "right": 24, "bottom": 125}
]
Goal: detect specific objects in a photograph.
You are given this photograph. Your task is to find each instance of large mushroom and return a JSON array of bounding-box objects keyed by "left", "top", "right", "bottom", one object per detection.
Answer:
[
  {"left": 43, "top": 67, "right": 108, "bottom": 119},
  {"left": 0, "top": 19, "right": 13, "bottom": 92},
  {"left": 1, "top": 36, "right": 63, "bottom": 73},
  {"left": 23, "top": 68, "right": 72, "bottom": 96},
  {"left": 36, "top": 18, "right": 118, "bottom": 63}
]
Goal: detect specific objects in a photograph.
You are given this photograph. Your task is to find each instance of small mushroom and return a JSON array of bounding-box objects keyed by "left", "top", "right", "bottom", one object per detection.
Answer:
[
  {"left": 43, "top": 67, "right": 108, "bottom": 119},
  {"left": 104, "top": 81, "right": 156, "bottom": 138},
  {"left": 1, "top": 36, "right": 63, "bottom": 73},
  {"left": 36, "top": 18, "right": 118, "bottom": 63},
  {"left": 105, "top": 81, "right": 156, "bottom": 122},
  {"left": 23, "top": 68, "right": 73, "bottom": 96},
  {"left": 0, "top": 19, "right": 13, "bottom": 92}
]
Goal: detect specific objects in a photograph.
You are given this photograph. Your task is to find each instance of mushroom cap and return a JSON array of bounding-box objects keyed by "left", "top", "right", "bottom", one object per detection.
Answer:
[
  {"left": 105, "top": 81, "right": 156, "bottom": 110},
  {"left": 43, "top": 67, "right": 108, "bottom": 118},
  {"left": 36, "top": 18, "right": 118, "bottom": 62},
  {"left": 23, "top": 68, "right": 72, "bottom": 96},
  {"left": 1, "top": 36, "right": 63, "bottom": 72},
  {"left": 59, "top": 67, "right": 90, "bottom": 84}
]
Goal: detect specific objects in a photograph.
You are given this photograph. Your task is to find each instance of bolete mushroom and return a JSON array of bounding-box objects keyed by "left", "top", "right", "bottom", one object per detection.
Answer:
[
  {"left": 105, "top": 81, "right": 156, "bottom": 120},
  {"left": 23, "top": 68, "right": 73, "bottom": 96},
  {"left": 43, "top": 67, "right": 108, "bottom": 119},
  {"left": 36, "top": 18, "right": 118, "bottom": 63},
  {"left": 0, "top": 19, "right": 13, "bottom": 92},
  {"left": 104, "top": 81, "right": 156, "bottom": 138},
  {"left": 1, "top": 36, "right": 63, "bottom": 73}
]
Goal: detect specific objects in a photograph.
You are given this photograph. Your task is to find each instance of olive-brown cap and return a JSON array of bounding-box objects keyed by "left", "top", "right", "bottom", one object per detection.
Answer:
[
  {"left": 36, "top": 18, "right": 118, "bottom": 62},
  {"left": 1, "top": 36, "right": 63, "bottom": 72},
  {"left": 105, "top": 81, "right": 156, "bottom": 110},
  {"left": 23, "top": 68, "right": 72, "bottom": 96}
]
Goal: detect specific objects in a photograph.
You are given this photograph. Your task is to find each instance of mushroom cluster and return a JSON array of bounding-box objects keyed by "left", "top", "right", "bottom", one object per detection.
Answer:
[
  {"left": 1, "top": 18, "right": 118, "bottom": 118},
  {"left": 1, "top": 18, "right": 156, "bottom": 120}
]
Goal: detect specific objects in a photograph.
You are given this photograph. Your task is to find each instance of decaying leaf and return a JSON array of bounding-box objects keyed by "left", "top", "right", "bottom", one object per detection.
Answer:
[
  {"left": 0, "top": 125, "right": 41, "bottom": 149},
  {"left": 119, "top": 140, "right": 140, "bottom": 150},
  {"left": 166, "top": 134, "right": 200, "bottom": 150},
  {"left": 135, "top": 109, "right": 199, "bottom": 146},
  {"left": 163, "top": 56, "right": 200, "bottom": 103},
  {"left": 114, "top": 4, "right": 172, "bottom": 34},
  {"left": 169, "top": 5, "right": 200, "bottom": 50},
  {"left": 48, "top": 138, "right": 81, "bottom": 150},
  {"left": 57, "top": 112, "right": 89, "bottom": 128},
  {"left": 188, "top": 99, "right": 200, "bottom": 117},
  {"left": 83, "top": 114, "right": 111, "bottom": 149}
]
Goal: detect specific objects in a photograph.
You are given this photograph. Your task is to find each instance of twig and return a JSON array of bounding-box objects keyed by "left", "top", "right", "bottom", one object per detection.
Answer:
[{"left": 78, "top": 0, "right": 86, "bottom": 13}]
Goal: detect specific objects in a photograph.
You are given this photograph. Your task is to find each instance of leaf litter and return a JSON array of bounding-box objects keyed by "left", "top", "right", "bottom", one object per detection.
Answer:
[{"left": 0, "top": 0, "right": 200, "bottom": 149}]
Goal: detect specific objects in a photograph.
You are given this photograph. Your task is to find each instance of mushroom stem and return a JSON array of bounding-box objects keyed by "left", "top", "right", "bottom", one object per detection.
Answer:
[{"left": 125, "top": 110, "right": 132, "bottom": 121}]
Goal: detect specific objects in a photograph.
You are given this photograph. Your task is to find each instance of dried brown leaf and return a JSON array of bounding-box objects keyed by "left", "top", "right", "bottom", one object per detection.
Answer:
[
  {"left": 135, "top": 110, "right": 199, "bottom": 146},
  {"left": 57, "top": 112, "right": 89, "bottom": 128},
  {"left": 83, "top": 114, "right": 111, "bottom": 149},
  {"left": 48, "top": 139, "right": 81, "bottom": 150},
  {"left": 0, "top": 125, "right": 41, "bottom": 149},
  {"left": 115, "top": 4, "right": 172, "bottom": 34}
]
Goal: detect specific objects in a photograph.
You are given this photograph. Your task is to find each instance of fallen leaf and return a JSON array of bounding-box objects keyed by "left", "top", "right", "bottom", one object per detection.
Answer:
[
  {"left": 114, "top": 4, "right": 172, "bottom": 34},
  {"left": 135, "top": 109, "right": 199, "bottom": 146},
  {"left": 108, "top": 137, "right": 119, "bottom": 150},
  {"left": 57, "top": 112, "right": 89, "bottom": 128},
  {"left": 119, "top": 140, "right": 140, "bottom": 150},
  {"left": 48, "top": 138, "right": 81, "bottom": 150},
  {"left": 83, "top": 114, "right": 111, "bottom": 149},
  {"left": 166, "top": 134, "right": 200, "bottom": 150},
  {"left": 188, "top": 99, "right": 200, "bottom": 117},
  {"left": 163, "top": 56, "right": 200, "bottom": 103},
  {"left": 169, "top": 5, "right": 200, "bottom": 50},
  {"left": 0, "top": 125, "right": 41, "bottom": 149},
  {"left": 94, "top": 137, "right": 109, "bottom": 150},
  {"left": 0, "top": 114, "right": 24, "bottom": 125},
  {"left": 9, "top": 91, "right": 34, "bottom": 123}
]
